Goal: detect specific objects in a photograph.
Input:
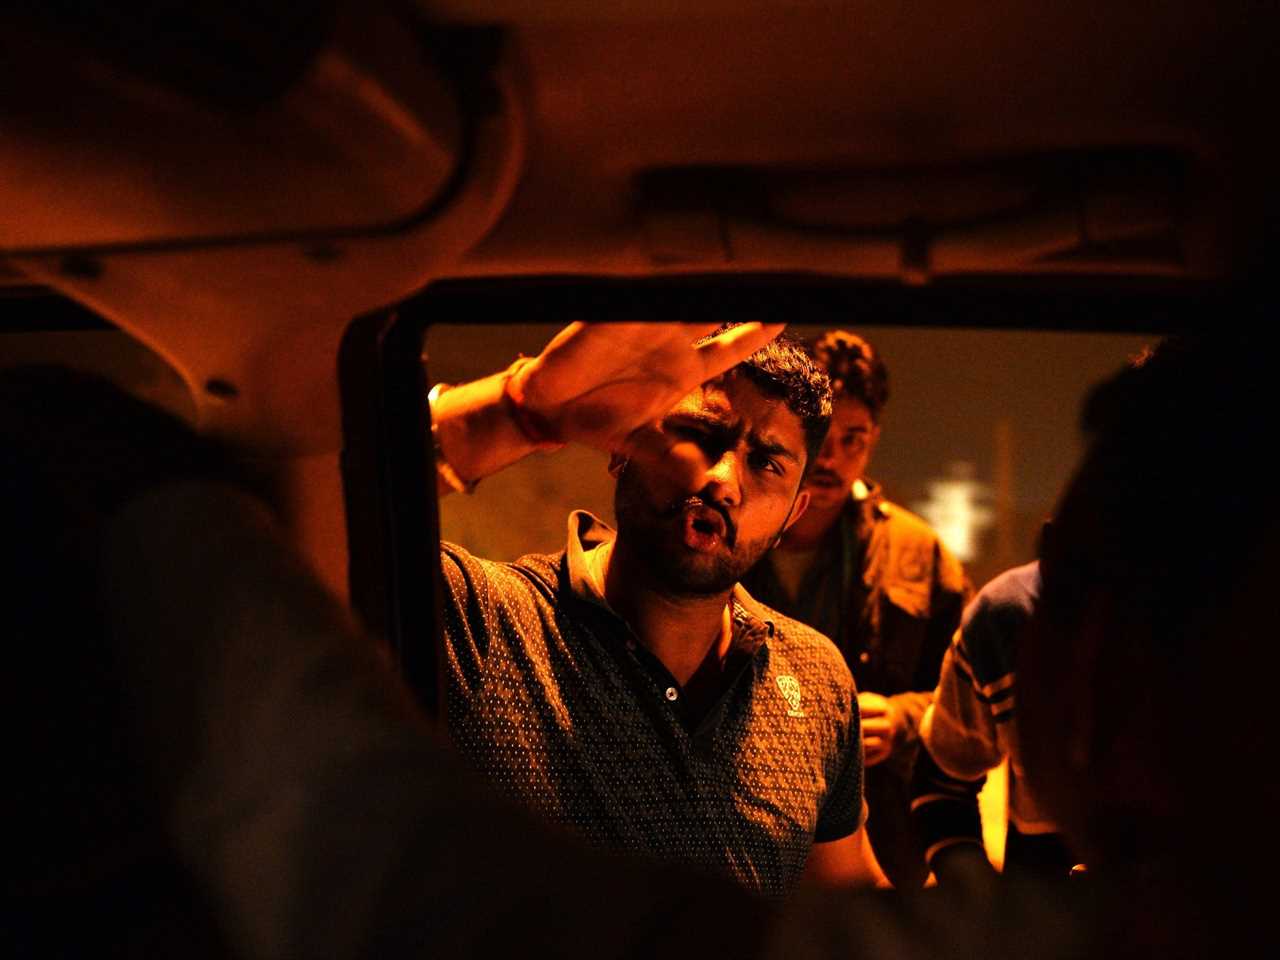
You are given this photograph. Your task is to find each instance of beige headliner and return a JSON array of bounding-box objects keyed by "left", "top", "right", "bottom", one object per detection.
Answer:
[{"left": 2, "top": 1, "right": 1273, "bottom": 454}]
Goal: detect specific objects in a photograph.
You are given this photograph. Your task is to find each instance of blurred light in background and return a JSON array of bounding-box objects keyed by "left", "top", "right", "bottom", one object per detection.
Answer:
[{"left": 912, "top": 461, "right": 994, "bottom": 564}]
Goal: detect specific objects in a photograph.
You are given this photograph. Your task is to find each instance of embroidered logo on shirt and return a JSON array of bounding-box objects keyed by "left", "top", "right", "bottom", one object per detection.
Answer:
[{"left": 775, "top": 675, "right": 806, "bottom": 717}]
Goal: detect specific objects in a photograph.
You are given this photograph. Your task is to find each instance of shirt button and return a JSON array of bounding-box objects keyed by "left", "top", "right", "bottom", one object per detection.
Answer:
[
  {"left": 665, "top": 687, "right": 679, "bottom": 702},
  {"left": 859, "top": 651, "right": 870, "bottom": 664}
]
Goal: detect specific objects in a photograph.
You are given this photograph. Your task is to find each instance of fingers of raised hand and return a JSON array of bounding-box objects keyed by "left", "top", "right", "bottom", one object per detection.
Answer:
[
  {"left": 693, "top": 322, "right": 786, "bottom": 380},
  {"left": 530, "top": 322, "right": 709, "bottom": 405},
  {"left": 589, "top": 322, "right": 781, "bottom": 388},
  {"left": 524, "top": 321, "right": 786, "bottom": 450}
]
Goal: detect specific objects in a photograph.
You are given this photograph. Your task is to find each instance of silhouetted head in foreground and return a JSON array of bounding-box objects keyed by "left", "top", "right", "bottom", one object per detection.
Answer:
[{"left": 1020, "top": 333, "right": 1275, "bottom": 945}]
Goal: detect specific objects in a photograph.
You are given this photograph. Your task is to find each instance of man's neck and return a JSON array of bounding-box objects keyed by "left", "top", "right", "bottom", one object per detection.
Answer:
[{"left": 602, "top": 540, "right": 732, "bottom": 687}]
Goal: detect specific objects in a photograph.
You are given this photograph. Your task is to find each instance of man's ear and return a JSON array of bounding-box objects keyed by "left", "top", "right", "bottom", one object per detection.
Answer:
[
  {"left": 607, "top": 451, "right": 628, "bottom": 478},
  {"left": 780, "top": 489, "right": 810, "bottom": 536}
]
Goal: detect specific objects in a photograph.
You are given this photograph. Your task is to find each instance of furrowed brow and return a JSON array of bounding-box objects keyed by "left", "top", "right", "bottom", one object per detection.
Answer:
[
  {"left": 666, "top": 410, "right": 735, "bottom": 434},
  {"left": 749, "top": 431, "right": 801, "bottom": 465}
]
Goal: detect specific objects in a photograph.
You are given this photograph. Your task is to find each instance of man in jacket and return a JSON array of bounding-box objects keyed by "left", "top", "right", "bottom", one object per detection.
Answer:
[{"left": 742, "top": 330, "right": 968, "bottom": 887}]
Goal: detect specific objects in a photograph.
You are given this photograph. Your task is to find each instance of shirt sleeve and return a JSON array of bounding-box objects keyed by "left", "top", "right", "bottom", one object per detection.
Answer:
[
  {"left": 923, "top": 605, "right": 1011, "bottom": 782},
  {"left": 909, "top": 587, "right": 1016, "bottom": 864},
  {"left": 909, "top": 730, "right": 987, "bottom": 864},
  {"left": 438, "top": 541, "right": 560, "bottom": 724},
  {"left": 814, "top": 685, "right": 865, "bottom": 842},
  {"left": 437, "top": 541, "right": 515, "bottom": 719}
]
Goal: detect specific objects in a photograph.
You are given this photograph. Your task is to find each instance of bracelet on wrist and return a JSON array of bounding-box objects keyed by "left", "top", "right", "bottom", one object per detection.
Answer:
[
  {"left": 427, "top": 381, "right": 479, "bottom": 495},
  {"left": 501, "top": 356, "right": 563, "bottom": 448}
]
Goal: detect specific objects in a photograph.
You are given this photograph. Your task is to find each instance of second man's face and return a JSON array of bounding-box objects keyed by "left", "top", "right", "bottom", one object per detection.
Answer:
[
  {"left": 613, "top": 374, "right": 811, "bottom": 596},
  {"left": 803, "top": 395, "right": 879, "bottom": 512}
]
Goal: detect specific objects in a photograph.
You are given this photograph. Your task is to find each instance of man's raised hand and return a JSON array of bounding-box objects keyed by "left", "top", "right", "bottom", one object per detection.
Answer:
[{"left": 511, "top": 322, "right": 786, "bottom": 451}]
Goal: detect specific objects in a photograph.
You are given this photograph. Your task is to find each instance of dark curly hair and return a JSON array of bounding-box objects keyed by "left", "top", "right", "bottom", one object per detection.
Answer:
[
  {"left": 703, "top": 327, "right": 832, "bottom": 470},
  {"left": 809, "top": 330, "right": 890, "bottom": 422}
]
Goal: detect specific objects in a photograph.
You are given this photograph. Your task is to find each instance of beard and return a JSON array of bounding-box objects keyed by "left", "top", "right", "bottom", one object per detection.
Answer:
[{"left": 613, "top": 461, "right": 781, "bottom": 597}]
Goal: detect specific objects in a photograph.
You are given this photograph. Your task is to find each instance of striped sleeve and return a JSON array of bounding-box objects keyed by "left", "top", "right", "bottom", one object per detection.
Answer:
[
  {"left": 910, "top": 568, "right": 1026, "bottom": 865},
  {"left": 909, "top": 741, "right": 986, "bottom": 863}
]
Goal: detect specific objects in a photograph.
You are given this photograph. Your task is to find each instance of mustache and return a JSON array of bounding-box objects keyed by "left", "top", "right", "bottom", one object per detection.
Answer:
[
  {"left": 663, "top": 496, "right": 737, "bottom": 548},
  {"left": 807, "top": 469, "right": 843, "bottom": 485}
]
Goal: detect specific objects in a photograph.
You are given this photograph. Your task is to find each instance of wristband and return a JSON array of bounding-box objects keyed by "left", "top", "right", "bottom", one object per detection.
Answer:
[
  {"left": 427, "top": 381, "right": 478, "bottom": 495},
  {"left": 501, "top": 356, "right": 563, "bottom": 448}
]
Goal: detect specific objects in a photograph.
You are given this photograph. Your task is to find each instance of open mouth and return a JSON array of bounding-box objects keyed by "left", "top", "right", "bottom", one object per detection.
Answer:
[
  {"left": 690, "top": 512, "right": 725, "bottom": 538},
  {"left": 679, "top": 501, "right": 732, "bottom": 552}
]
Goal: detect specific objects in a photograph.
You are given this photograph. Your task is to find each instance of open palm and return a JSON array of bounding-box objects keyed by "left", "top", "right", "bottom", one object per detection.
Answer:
[{"left": 514, "top": 322, "right": 785, "bottom": 451}]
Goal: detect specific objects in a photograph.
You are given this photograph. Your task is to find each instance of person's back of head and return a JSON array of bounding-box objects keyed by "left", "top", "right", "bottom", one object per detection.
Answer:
[
  {"left": 1018, "top": 334, "right": 1275, "bottom": 951},
  {"left": 0, "top": 367, "right": 232, "bottom": 955}
]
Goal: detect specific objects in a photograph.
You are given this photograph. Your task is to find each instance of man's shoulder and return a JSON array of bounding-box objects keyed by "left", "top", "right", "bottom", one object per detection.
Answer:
[
  {"left": 957, "top": 562, "right": 1040, "bottom": 679},
  {"left": 974, "top": 560, "right": 1041, "bottom": 610},
  {"left": 440, "top": 540, "right": 566, "bottom": 600},
  {"left": 872, "top": 496, "right": 943, "bottom": 548},
  {"left": 963, "top": 561, "right": 1040, "bottom": 633},
  {"left": 510, "top": 548, "right": 565, "bottom": 588}
]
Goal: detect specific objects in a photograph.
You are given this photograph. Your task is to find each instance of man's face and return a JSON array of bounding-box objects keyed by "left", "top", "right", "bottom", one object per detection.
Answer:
[
  {"left": 802, "top": 395, "right": 879, "bottom": 511},
  {"left": 613, "top": 374, "right": 810, "bottom": 596}
]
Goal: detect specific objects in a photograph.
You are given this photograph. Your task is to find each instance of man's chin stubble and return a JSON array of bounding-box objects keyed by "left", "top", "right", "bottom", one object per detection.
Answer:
[{"left": 652, "top": 536, "right": 775, "bottom": 598}]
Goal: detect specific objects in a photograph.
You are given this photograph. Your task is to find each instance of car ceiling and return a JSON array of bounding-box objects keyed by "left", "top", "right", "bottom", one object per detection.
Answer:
[
  {"left": 461, "top": 1, "right": 1271, "bottom": 274},
  {"left": 1, "top": 1, "right": 1274, "bottom": 452}
]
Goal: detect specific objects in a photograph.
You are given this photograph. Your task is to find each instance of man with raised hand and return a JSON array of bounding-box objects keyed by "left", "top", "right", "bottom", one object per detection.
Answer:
[{"left": 428, "top": 322, "right": 882, "bottom": 896}]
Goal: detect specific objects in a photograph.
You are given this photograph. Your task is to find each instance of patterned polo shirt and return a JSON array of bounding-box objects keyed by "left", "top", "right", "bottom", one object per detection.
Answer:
[{"left": 439, "top": 510, "right": 864, "bottom": 898}]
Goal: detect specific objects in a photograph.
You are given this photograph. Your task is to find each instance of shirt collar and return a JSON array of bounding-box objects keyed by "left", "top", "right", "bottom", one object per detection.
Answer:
[
  {"left": 565, "top": 510, "right": 615, "bottom": 609},
  {"left": 727, "top": 582, "right": 778, "bottom": 654},
  {"left": 848, "top": 477, "right": 891, "bottom": 522},
  {"left": 564, "top": 510, "right": 776, "bottom": 651}
]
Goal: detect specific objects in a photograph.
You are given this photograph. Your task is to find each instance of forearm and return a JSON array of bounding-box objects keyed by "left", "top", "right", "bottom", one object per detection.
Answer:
[
  {"left": 800, "top": 826, "right": 890, "bottom": 890},
  {"left": 430, "top": 359, "right": 559, "bottom": 496},
  {"left": 909, "top": 743, "right": 990, "bottom": 882}
]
